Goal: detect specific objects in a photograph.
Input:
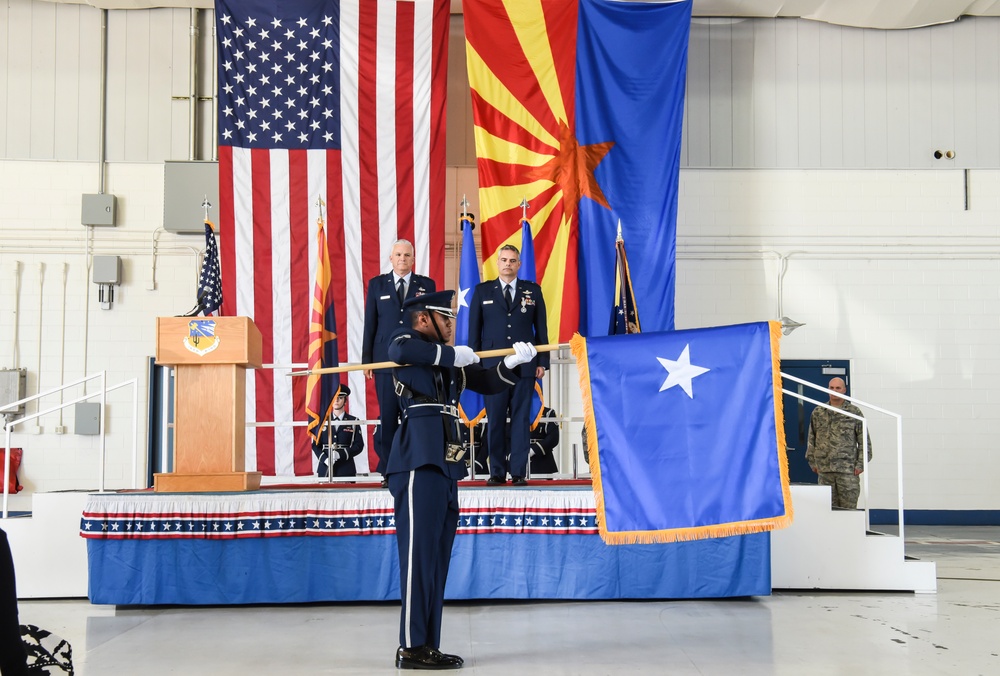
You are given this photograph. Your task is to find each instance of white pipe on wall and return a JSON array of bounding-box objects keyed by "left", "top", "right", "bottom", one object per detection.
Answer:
[
  {"left": 210, "top": 11, "right": 218, "bottom": 162},
  {"left": 97, "top": 9, "right": 108, "bottom": 194},
  {"left": 34, "top": 263, "right": 45, "bottom": 426},
  {"left": 189, "top": 8, "right": 199, "bottom": 160},
  {"left": 58, "top": 262, "right": 69, "bottom": 428},
  {"left": 83, "top": 229, "right": 92, "bottom": 384},
  {"left": 10, "top": 262, "right": 21, "bottom": 369}
]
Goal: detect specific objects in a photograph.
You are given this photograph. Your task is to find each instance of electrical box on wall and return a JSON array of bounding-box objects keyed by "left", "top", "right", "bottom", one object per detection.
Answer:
[
  {"left": 74, "top": 402, "right": 102, "bottom": 435},
  {"left": 92, "top": 256, "right": 122, "bottom": 284},
  {"left": 82, "top": 193, "right": 117, "bottom": 226},
  {"left": 163, "top": 161, "right": 220, "bottom": 234},
  {"left": 0, "top": 368, "right": 27, "bottom": 418}
]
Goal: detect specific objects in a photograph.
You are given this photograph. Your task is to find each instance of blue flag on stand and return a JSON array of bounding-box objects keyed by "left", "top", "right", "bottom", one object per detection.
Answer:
[
  {"left": 456, "top": 213, "right": 485, "bottom": 426},
  {"left": 609, "top": 228, "right": 640, "bottom": 335},
  {"left": 197, "top": 221, "right": 223, "bottom": 315},
  {"left": 570, "top": 321, "right": 793, "bottom": 544},
  {"left": 520, "top": 217, "right": 544, "bottom": 430}
]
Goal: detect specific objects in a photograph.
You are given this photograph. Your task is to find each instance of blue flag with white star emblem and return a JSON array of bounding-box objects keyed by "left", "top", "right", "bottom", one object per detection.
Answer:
[
  {"left": 570, "top": 321, "right": 792, "bottom": 544},
  {"left": 456, "top": 214, "right": 485, "bottom": 426},
  {"left": 519, "top": 217, "right": 545, "bottom": 431}
]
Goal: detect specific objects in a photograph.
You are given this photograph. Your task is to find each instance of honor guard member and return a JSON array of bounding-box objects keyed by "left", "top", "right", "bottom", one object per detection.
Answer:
[
  {"left": 313, "top": 385, "right": 364, "bottom": 480},
  {"left": 468, "top": 244, "right": 549, "bottom": 485},
  {"left": 386, "top": 290, "right": 536, "bottom": 670},
  {"left": 528, "top": 406, "right": 560, "bottom": 475},
  {"left": 362, "top": 239, "right": 436, "bottom": 485}
]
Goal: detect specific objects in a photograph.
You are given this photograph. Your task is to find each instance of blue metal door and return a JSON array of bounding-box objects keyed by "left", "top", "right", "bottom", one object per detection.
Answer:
[{"left": 780, "top": 360, "right": 851, "bottom": 484}]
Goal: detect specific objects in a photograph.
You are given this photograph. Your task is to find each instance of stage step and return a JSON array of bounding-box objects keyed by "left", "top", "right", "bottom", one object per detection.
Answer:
[
  {"left": 2, "top": 491, "right": 90, "bottom": 598},
  {"left": 771, "top": 485, "right": 937, "bottom": 592}
]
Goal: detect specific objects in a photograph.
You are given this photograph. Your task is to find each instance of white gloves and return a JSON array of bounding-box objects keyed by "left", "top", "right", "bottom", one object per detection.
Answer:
[
  {"left": 453, "top": 345, "right": 480, "bottom": 368},
  {"left": 504, "top": 342, "right": 537, "bottom": 369}
]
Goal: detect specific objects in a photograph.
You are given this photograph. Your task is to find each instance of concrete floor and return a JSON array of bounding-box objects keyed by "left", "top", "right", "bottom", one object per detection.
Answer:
[{"left": 14, "top": 526, "right": 1000, "bottom": 675}]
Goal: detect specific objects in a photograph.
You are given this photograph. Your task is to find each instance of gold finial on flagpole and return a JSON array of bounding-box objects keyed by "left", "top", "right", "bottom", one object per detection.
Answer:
[
  {"left": 460, "top": 195, "right": 475, "bottom": 230},
  {"left": 317, "top": 196, "right": 326, "bottom": 225}
]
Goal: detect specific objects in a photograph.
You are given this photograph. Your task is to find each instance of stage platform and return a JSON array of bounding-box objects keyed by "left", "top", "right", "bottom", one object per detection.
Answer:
[{"left": 80, "top": 482, "right": 770, "bottom": 605}]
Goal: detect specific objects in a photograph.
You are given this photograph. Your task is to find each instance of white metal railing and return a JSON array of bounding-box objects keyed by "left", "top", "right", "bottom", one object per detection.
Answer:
[
  {"left": 1, "top": 372, "right": 139, "bottom": 518},
  {"left": 780, "top": 372, "right": 904, "bottom": 543}
]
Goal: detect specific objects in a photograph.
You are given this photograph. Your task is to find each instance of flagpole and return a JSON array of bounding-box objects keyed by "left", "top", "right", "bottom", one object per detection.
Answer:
[{"left": 289, "top": 343, "right": 572, "bottom": 376}]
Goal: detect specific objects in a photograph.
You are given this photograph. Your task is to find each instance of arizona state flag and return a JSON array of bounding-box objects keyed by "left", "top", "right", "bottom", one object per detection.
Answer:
[
  {"left": 464, "top": 0, "right": 691, "bottom": 340},
  {"left": 305, "top": 207, "right": 340, "bottom": 449},
  {"left": 571, "top": 321, "right": 793, "bottom": 544}
]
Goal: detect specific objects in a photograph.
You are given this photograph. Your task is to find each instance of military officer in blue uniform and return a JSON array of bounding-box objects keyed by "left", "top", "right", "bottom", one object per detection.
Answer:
[
  {"left": 468, "top": 244, "right": 549, "bottom": 485},
  {"left": 387, "top": 290, "right": 536, "bottom": 670},
  {"left": 313, "top": 385, "right": 365, "bottom": 480},
  {"left": 362, "top": 239, "right": 436, "bottom": 484}
]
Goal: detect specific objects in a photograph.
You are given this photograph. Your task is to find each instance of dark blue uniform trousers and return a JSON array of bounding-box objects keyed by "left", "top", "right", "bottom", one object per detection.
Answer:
[
  {"left": 388, "top": 467, "right": 459, "bottom": 650},
  {"left": 485, "top": 374, "right": 534, "bottom": 478},
  {"left": 374, "top": 372, "right": 401, "bottom": 476},
  {"left": 0, "top": 527, "right": 28, "bottom": 676}
]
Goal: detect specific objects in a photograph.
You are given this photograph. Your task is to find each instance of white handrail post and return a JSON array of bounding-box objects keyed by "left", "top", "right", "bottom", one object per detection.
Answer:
[
  {"left": 862, "top": 418, "right": 870, "bottom": 531},
  {"left": 3, "top": 425, "right": 12, "bottom": 519},
  {"left": 131, "top": 378, "right": 139, "bottom": 489},
  {"left": 896, "top": 414, "right": 905, "bottom": 544},
  {"left": 99, "top": 371, "right": 107, "bottom": 493}
]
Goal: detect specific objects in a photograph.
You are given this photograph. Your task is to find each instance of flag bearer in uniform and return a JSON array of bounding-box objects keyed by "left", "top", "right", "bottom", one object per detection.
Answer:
[{"left": 386, "top": 290, "right": 536, "bottom": 670}]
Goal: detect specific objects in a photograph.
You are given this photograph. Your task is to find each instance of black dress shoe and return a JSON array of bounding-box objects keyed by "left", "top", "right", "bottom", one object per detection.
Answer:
[
  {"left": 395, "top": 645, "right": 463, "bottom": 670},
  {"left": 511, "top": 476, "right": 527, "bottom": 486},
  {"left": 426, "top": 648, "right": 464, "bottom": 667},
  {"left": 486, "top": 475, "right": 506, "bottom": 485}
]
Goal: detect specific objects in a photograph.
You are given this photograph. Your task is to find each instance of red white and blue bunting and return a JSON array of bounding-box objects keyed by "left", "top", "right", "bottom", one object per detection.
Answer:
[{"left": 80, "top": 489, "right": 599, "bottom": 540}]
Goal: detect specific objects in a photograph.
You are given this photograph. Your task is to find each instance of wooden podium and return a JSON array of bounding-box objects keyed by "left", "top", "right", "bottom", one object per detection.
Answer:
[{"left": 154, "top": 316, "right": 263, "bottom": 492}]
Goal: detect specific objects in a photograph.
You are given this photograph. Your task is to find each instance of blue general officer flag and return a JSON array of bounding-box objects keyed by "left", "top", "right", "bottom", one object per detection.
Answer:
[
  {"left": 571, "top": 321, "right": 792, "bottom": 544},
  {"left": 576, "top": 0, "right": 691, "bottom": 336},
  {"left": 519, "top": 217, "right": 545, "bottom": 430},
  {"left": 519, "top": 217, "right": 536, "bottom": 284},
  {"left": 456, "top": 214, "right": 485, "bottom": 426}
]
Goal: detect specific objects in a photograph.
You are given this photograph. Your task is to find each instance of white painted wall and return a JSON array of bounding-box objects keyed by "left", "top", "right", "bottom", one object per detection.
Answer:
[
  {"left": 0, "top": 160, "right": 206, "bottom": 504},
  {"left": 675, "top": 168, "right": 1000, "bottom": 511}
]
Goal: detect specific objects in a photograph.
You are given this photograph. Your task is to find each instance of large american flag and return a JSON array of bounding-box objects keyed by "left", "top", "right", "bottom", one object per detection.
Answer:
[{"left": 215, "top": 0, "right": 447, "bottom": 476}]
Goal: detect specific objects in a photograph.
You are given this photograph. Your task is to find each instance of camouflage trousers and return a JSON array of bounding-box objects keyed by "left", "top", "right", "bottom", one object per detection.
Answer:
[{"left": 817, "top": 471, "right": 861, "bottom": 509}]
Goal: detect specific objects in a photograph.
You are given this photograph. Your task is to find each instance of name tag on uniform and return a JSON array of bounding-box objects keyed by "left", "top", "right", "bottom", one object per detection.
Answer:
[
  {"left": 482, "top": 300, "right": 493, "bottom": 305},
  {"left": 380, "top": 295, "right": 391, "bottom": 300}
]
